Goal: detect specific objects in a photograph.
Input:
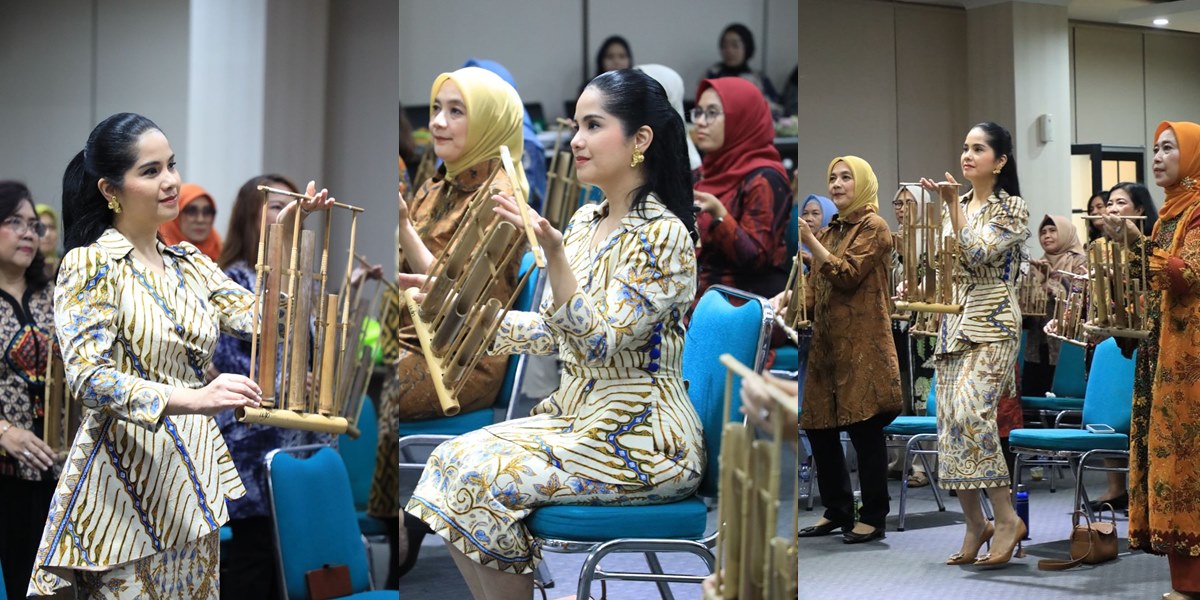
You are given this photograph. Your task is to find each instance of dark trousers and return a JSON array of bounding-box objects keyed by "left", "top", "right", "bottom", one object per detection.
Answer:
[
  {"left": 0, "top": 475, "right": 56, "bottom": 600},
  {"left": 221, "top": 516, "right": 282, "bottom": 600},
  {"left": 805, "top": 412, "right": 894, "bottom": 529}
]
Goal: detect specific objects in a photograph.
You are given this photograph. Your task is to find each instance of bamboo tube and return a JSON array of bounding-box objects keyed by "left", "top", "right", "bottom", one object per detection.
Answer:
[
  {"left": 286, "top": 231, "right": 316, "bottom": 413},
  {"left": 310, "top": 210, "right": 334, "bottom": 400},
  {"left": 258, "top": 224, "right": 284, "bottom": 407},
  {"left": 318, "top": 293, "right": 338, "bottom": 416},
  {"left": 43, "top": 343, "right": 62, "bottom": 455}
]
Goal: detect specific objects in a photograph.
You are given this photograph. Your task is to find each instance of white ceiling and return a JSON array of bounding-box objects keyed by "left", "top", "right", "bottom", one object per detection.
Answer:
[{"left": 891, "top": 0, "right": 1200, "bottom": 33}]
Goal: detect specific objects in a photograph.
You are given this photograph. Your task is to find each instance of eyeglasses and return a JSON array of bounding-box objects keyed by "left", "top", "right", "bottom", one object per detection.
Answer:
[
  {"left": 690, "top": 107, "right": 723, "bottom": 124},
  {"left": 2, "top": 217, "right": 47, "bottom": 238},
  {"left": 182, "top": 205, "right": 216, "bottom": 218},
  {"left": 891, "top": 200, "right": 906, "bottom": 208}
]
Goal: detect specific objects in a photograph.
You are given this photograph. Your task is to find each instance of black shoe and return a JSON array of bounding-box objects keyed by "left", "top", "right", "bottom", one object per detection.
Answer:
[
  {"left": 395, "top": 512, "right": 433, "bottom": 581},
  {"left": 843, "top": 527, "right": 886, "bottom": 544},
  {"left": 1089, "top": 493, "right": 1128, "bottom": 512},
  {"left": 797, "top": 521, "right": 846, "bottom": 537}
]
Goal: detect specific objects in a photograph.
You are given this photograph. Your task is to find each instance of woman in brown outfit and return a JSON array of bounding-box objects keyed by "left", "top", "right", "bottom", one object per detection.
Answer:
[
  {"left": 795, "top": 155, "right": 902, "bottom": 544},
  {"left": 371, "top": 66, "right": 525, "bottom": 587}
]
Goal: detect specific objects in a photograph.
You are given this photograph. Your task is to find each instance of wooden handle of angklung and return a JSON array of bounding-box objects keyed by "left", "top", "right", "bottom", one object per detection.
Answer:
[
  {"left": 257, "top": 224, "right": 285, "bottom": 407},
  {"left": 43, "top": 344, "right": 65, "bottom": 457},
  {"left": 499, "top": 145, "right": 545, "bottom": 268}
]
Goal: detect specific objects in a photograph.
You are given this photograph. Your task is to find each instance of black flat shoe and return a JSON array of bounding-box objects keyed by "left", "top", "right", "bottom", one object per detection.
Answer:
[
  {"left": 843, "top": 527, "right": 886, "bottom": 544},
  {"left": 1088, "top": 492, "right": 1128, "bottom": 512},
  {"left": 797, "top": 521, "right": 846, "bottom": 537}
]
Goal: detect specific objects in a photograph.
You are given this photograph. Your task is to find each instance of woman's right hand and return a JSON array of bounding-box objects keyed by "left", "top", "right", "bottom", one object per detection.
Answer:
[
  {"left": 398, "top": 187, "right": 410, "bottom": 225},
  {"left": 770, "top": 290, "right": 791, "bottom": 315},
  {"left": 168, "top": 373, "right": 262, "bottom": 417},
  {"left": 1043, "top": 319, "right": 1059, "bottom": 336},
  {"left": 492, "top": 193, "right": 563, "bottom": 253},
  {"left": 894, "top": 279, "right": 908, "bottom": 301},
  {"left": 0, "top": 425, "right": 56, "bottom": 471},
  {"left": 919, "top": 173, "right": 960, "bottom": 204}
]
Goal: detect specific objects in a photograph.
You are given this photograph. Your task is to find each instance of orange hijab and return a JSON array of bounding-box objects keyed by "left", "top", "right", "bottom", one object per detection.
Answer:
[
  {"left": 1154, "top": 121, "right": 1200, "bottom": 230},
  {"left": 159, "top": 183, "right": 222, "bottom": 260}
]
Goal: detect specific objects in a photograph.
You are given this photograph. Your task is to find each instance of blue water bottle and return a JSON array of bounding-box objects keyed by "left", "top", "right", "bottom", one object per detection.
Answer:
[{"left": 1015, "top": 484, "right": 1030, "bottom": 540}]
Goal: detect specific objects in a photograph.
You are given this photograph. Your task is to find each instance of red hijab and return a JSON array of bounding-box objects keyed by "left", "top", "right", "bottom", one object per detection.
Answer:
[
  {"left": 159, "top": 183, "right": 222, "bottom": 260},
  {"left": 694, "top": 77, "right": 786, "bottom": 201}
]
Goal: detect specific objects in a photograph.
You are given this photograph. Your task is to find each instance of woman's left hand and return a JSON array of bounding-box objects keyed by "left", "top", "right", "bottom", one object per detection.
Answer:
[
  {"left": 492, "top": 193, "right": 563, "bottom": 253},
  {"left": 693, "top": 191, "right": 726, "bottom": 220},
  {"left": 797, "top": 217, "right": 815, "bottom": 246},
  {"left": 276, "top": 180, "right": 336, "bottom": 225},
  {"left": 397, "top": 272, "right": 432, "bottom": 303}
]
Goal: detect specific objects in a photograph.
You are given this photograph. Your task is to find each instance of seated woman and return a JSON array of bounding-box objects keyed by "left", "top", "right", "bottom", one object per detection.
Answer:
[
  {"left": 579, "top": 35, "right": 633, "bottom": 96},
  {"left": 692, "top": 76, "right": 792, "bottom": 301},
  {"left": 377, "top": 66, "right": 526, "bottom": 587},
  {"left": 158, "top": 182, "right": 221, "bottom": 260},
  {"left": 1086, "top": 190, "right": 1109, "bottom": 242},
  {"left": 703, "top": 24, "right": 781, "bottom": 115},
  {"left": 800, "top": 193, "right": 836, "bottom": 267},
  {"left": 405, "top": 68, "right": 702, "bottom": 599}
]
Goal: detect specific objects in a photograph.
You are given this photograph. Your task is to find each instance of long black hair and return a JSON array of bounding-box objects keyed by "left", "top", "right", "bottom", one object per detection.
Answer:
[
  {"left": 586, "top": 69, "right": 697, "bottom": 243},
  {"left": 720, "top": 24, "right": 756, "bottom": 72},
  {"left": 972, "top": 121, "right": 1021, "bottom": 198},
  {"left": 62, "top": 112, "right": 162, "bottom": 253},
  {"left": 0, "top": 181, "right": 50, "bottom": 291},
  {"left": 595, "top": 36, "right": 632, "bottom": 77},
  {"left": 1108, "top": 181, "right": 1158, "bottom": 235}
]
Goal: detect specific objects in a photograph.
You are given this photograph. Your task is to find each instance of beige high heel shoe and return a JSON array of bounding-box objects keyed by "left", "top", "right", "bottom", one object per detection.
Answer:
[
  {"left": 946, "top": 522, "right": 994, "bottom": 565},
  {"left": 974, "top": 520, "right": 1027, "bottom": 567}
]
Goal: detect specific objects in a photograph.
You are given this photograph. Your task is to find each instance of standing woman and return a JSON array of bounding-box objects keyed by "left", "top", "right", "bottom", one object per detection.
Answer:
[
  {"left": 793, "top": 156, "right": 901, "bottom": 544},
  {"left": 1115, "top": 121, "right": 1200, "bottom": 600},
  {"left": 377, "top": 66, "right": 525, "bottom": 586},
  {"left": 406, "top": 68, "right": 702, "bottom": 600},
  {"left": 920, "top": 122, "right": 1029, "bottom": 567},
  {"left": 0, "top": 181, "right": 58, "bottom": 600},
  {"left": 28, "top": 113, "right": 331, "bottom": 598},
  {"left": 692, "top": 76, "right": 792, "bottom": 300},
  {"left": 35, "top": 204, "right": 61, "bottom": 279}
]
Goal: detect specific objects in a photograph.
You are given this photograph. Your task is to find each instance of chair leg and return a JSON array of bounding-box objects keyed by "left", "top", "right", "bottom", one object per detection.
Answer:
[
  {"left": 898, "top": 437, "right": 912, "bottom": 531},
  {"left": 534, "top": 560, "right": 555, "bottom": 590},
  {"left": 643, "top": 552, "right": 675, "bottom": 600},
  {"left": 1074, "top": 455, "right": 1093, "bottom": 523},
  {"left": 919, "top": 452, "right": 945, "bottom": 511}
]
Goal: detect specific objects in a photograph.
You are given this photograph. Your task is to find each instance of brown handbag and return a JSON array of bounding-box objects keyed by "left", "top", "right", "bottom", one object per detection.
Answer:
[
  {"left": 1037, "top": 504, "right": 1119, "bottom": 571},
  {"left": 305, "top": 563, "right": 352, "bottom": 600}
]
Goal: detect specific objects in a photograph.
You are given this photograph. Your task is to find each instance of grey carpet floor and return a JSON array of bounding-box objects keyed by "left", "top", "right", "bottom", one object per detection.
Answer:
[{"left": 797, "top": 469, "right": 1171, "bottom": 600}]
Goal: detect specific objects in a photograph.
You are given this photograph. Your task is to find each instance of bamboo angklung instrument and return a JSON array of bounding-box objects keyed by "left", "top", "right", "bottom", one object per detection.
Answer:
[
  {"left": 1046, "top": 270, "right": 1089, "bottom": 347},
  {"left": 237, "top": 185, "right": 366, "bottom": 434},
  {"left": 42, "top": 341, "right": 76, "bottom": 461},
  {"left": 543, "top": 117, "right": 594, "bottom": 229},
  {"left": 775, "top": 208, "right": 810, "bottom": 345},
  {"left": 1016, "top": 268, "right": 1049, "bottom": 317},
  {"left": 705, "top": 354, "right": 799, "bottom": 600},
  {"left": 892, "top": 184, "right": 962, "bottom": 336},
  {"left": 1080, "top": 215, "right": 1151, "bottom": 340},
  {"left": 403, "top": 145, "right": 539, "bottom": 416}
]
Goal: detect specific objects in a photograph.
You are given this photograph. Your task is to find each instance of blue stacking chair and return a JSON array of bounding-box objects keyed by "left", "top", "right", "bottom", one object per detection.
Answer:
[
  {"left": 0, "top": 555, "right": 7, "bottom": 600},
  {"left": 1009, "top": 338, "right": 1135, "bottom": 518},
  {"left": 396, "top": 251, "right": 545, "bottom": 467},
  {"left": 1020, "top": 340, "right": 1087, "bottom": 428},
  {"left": 526, "top": 285, "right": 774, "bottom": 600},
  {"left": 266, "top": 446, "right": 394, "bottom": 599},
  {"left": 883, "top": 377, "right": 945, "bottom": 530},
  {"left": 337, "top": 397, "right": 385, "bottom": 538}
]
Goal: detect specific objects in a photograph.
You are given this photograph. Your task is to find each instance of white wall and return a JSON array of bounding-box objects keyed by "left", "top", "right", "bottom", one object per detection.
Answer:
[
  {"left": 398, "top": 0, "right": 796, "bottom": 123},
  {"left": 0, "top": 0, "right": 190, "bottom": 210}
]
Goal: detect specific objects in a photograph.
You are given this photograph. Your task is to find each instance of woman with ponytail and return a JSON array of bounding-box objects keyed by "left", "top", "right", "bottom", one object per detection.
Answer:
[
  {"left": 28, "top": 113, "right": 333, "bottom": 598},
  {"left": 404, "top": 69, "right": 702, "bottom": 599}
]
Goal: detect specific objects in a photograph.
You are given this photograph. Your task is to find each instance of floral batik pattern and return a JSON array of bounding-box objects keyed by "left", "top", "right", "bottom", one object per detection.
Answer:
[{"left": 406, "top": 195, "right": 705, "bottom": 574}]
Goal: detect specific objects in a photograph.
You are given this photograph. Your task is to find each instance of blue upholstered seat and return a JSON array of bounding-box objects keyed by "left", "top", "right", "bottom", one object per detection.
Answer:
[{"left": 527, "top": 496, "right": 710, "bottom": 542}]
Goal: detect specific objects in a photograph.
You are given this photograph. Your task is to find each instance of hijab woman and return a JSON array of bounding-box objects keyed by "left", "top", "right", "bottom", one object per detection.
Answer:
[
  {"left": 795, "top": 156, "right": 902, "bottom": 544},
  {"left": 376, "top": 66, "right": 526, "bottom": 586}
]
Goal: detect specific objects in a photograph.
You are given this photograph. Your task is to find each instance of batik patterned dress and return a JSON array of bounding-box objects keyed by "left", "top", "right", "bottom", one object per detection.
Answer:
[
  {"left": 934, "top": 190, "right": 1028, "bottom": 490},
  {"left": 406, "top": 195, "right": 705, "bottom": 574},
  {"left": 29, "top": 229, "right": 259, "bottom": 598}
]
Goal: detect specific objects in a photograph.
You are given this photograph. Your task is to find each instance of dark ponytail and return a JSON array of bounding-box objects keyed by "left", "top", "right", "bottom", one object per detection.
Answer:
[
  {"left": 972, "top": 121, "right": 1021, "bottom": 198},
  {"left": 586, "top": 69, "right": 697, "bottom": 242},
  {"left": 62, "top": 112, "right": 161, "bottom": 252}
]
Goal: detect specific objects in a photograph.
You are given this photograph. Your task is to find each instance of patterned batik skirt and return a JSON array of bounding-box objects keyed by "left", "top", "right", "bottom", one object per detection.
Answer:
[
  {"left": 934, "top": 338, "right": 1018, "bottom": 490},
  {"left": 72, "top": 532, "right": 219, "bottom": 599},
  {"left": 405, "top": 406, "right": 702, "bottom": 574}
]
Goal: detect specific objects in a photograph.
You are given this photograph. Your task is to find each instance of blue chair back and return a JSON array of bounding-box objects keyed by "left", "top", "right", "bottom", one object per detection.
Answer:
[
  {"left": 1081, "top": 338, "right": 1136, "bottom": 434},
  {"left": 495, "top": 251, "right": 543, "bottom": 410},
  {"left": 268, "top": 447, "right": 373, "bottom": 600},
  {"left": 337, "top": 397, "right": 377, "bottom": 510},
  {"left": 0, "top": 554, "right": 7, "bottom": 600},
  {"left": 785, "top": 201, "right": 800, "bottom": 259},
  {"left": 1052, "top": 341, "right": 1087, "bottom": 398},
  {"left": 683, "top": 285, "right": 771, "bottom": 498}
]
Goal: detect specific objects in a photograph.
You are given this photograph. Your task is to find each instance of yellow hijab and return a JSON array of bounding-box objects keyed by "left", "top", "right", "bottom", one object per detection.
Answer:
[
  {"left": 430, "top": 67, "right": 530, "bottom": 200},
  {"left": 826, "top": 155, "right": 879, "bottom": 216}
]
